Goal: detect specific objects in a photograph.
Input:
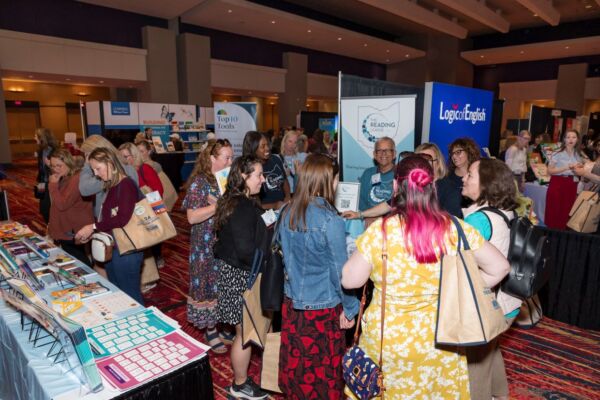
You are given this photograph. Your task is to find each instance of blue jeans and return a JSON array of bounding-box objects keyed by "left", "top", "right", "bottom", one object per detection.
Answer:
[{"left": 105, "top": 248, "right": 144, "bottom": 305}]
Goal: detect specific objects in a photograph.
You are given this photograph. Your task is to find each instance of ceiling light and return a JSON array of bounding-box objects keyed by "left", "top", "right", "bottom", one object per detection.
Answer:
[
  {"left": 533, "top": 13, "right": 538, "bottom": 17},
  {"left": 77, "top": 92, "right": 89, "bottom": 97},
  {"left": 227, "top": 9, "right": 232, "bottom": 13},
  {"left": 565, "top": 46, "right": 570, "bottom": 49},
  {"left": 248, "top": 91, "right": 252, "bottom": 94},
  {"left": 520, "top": 51, "right": 524, "bottom": 54},
  {"left": 65, "top": 78, "right": 71, "bottom": 81},
  {"left": 27, "top": 75, "right": 34, "bottom": 78},
  {"left": 337, "top": 37, "right": 342, "bottom": 40},
  {"left": 307, "top": 29, "right": 312, "bottom": 33},
  {"left": 480, "top": 55, "right": 485, "bottom": 58},
  {"left": 385, "top": 59, "right": 390, "bottom": 63},
  {"left": 405, "top": 54, "right": 410, "bottom": 58},
  {"left": 271, "top": 20, "right": 276, "bottom": 24},
  {"left": 363, "top": 43, "right": 368, "bottom": 47},
  {"left": 99, "top": 80, "right": 104, "bottom": 83},
  {"left": 585, "top": 4, "right": 592, "bottom": 9},
  {"left": 386, "top": 49, "right": 390, "bottom": 53}
]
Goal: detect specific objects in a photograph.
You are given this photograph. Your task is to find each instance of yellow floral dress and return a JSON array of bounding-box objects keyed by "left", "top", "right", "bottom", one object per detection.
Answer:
[{"left": 347, "top": 216, "right": 484, "bottom": 399}]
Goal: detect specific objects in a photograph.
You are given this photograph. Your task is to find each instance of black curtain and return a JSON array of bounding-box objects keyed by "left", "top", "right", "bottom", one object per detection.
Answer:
[{"left": 538, "top": 228, "right": 600, "bottom": 330}]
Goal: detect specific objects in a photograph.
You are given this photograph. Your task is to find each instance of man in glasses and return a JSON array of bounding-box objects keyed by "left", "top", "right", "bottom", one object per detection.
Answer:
[{"left": 357, "top": 137, "right": 396, "bottom": 226}]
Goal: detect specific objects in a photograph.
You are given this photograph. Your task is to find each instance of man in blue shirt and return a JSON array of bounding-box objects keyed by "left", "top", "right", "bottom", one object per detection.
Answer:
[{"left": 358, "top": 137, "right": 396, "bottom": 225}]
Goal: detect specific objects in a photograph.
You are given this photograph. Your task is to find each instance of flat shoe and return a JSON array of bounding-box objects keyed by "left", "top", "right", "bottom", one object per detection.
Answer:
[{"left": 206, "top": 330, "right": 227, "bottom": 354}]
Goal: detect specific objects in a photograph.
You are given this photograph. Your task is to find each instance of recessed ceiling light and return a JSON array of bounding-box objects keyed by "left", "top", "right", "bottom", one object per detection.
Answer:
[
  {"left": 386, "top": 59, "right": 390, "bottom": 63},
  {"left": 248, "top": 91, "right": 252, "bottom": 94},
  {"left": 99, "top": 80, "right": 104, "bottom": 83},
  {"left": 307, "top": 29, "right": 312, "bottom": 33},
  {"left": 405, "top": 54, "right": 410, "bottom": 58},
  {"left": 363, "top": 43, "right": 368, "bottom": 47},
  {"left": 565, "top": 46, "right": 570, "bottom": 49},
  {"left": 480, "top": 55, "right": 485, "bottom": 58},
  {"left": 65, "top": 78, "right": 71, "bottom": 81},
  {"left": 271, "top": 20, "right": 276, "bottom": 24},
  {"left": 533, "top": 13, "right": 538, "bottom": 17},
  {"left": 337, "top": 37, "right": 342, "bottom": 40},
  {"left": 28, "top": 75, "right": 34, "bottom": 78},
  {"left": 386, "top": 49, "right": 390, "bottom": 53},
  {"left": 227, "top": 9, "right": 232, "bottom": 13},
  {"left": 585, "top": 4, "right": 592, "bottom": 9},
  {"left": 520, "top": 51, "right": 524, "bottom": 54}
]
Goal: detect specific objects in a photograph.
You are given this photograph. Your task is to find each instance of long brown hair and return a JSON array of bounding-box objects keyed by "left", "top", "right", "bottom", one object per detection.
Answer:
[
  {"left": 88, "top": 147, "right": 128, "bottom": 190},
  {"left": 214, "top": 156, "right": 261, "bottom": 231},
  {"left": 185, "top": 139, "right": 232, "bottom": 190},
  {"left": 35, "top": 128, "right": 58, "bottom": 152},
  {"left": 287, "top": 154, "right": 338, "bottom": 230}
]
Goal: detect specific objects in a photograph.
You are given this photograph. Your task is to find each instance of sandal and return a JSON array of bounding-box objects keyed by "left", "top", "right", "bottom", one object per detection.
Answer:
[
  {"left": 206, "top": 329, "right": 227, "bottom": 354},
  {"left": 219, "top": 330, "right": 236, "bottom": 345}
]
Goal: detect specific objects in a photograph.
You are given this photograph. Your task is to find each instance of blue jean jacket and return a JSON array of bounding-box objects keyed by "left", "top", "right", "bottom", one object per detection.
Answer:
[{"left": 279, "top": 197, "right": 359, "bottom": 319}]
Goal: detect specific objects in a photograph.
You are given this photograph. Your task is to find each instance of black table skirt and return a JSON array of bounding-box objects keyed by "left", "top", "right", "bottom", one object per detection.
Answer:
[
  {"left": 152, "top": 153, "right": 185, "bottom": 191},
  {"left": 538, "top": 228, "right": 600, "bottom": 331},
  {"left": 113, "top": 355, "right": 214, "bottom": 400}
]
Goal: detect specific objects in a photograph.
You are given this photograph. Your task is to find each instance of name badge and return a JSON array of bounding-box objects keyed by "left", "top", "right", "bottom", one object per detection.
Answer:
[{"left": 371, "top": 173, "right": 381, "bottom": 185}]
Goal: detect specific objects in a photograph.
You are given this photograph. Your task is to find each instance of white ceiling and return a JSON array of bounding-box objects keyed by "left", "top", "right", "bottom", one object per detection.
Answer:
[{"left": 77, "top": 0, "right": 600, "bottom": 66}]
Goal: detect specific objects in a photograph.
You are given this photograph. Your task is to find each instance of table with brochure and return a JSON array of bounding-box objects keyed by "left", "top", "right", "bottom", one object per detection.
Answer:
[{"left": 0, "top": 222, "right": 214, "bottom": 400}]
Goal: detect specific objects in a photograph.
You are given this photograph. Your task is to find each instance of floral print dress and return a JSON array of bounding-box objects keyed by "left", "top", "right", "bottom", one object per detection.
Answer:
[
  {"left": 348, "top": 216, "right": 485, "bottom": 399},
  {"left": 182, "top": 174, "right": 225, "bottom": 330}
]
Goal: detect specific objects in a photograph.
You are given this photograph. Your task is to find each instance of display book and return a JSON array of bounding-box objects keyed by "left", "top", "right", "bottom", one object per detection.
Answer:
[{"left": 0, "top": 235, "right": 104, "bottom": 394}]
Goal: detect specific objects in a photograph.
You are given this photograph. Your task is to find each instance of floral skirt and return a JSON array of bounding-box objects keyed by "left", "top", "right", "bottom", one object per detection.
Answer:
[{"left": 279, "top": 297, "right": 345, "bottom": 400}]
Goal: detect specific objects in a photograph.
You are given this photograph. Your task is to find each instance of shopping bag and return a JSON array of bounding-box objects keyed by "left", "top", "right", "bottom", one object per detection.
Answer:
[
  {"left": 567, "top": 190, "right": 600, "bottom": 233},
  {"left": 158, "top": 171, "right": 178, "bottom": 212},
  {"left": 140, "top": 250, "right": 160, "bottom": 286},
  {"left": 241, "top": 250, "right": 272, "bottom": 349},
  {"left": 112, "top": 197, "right": 177, "bottom": 255},
  {"left": 435, "top": 217, "right": 509, "bottom": 346},
  {"left": 260, "top": 332, "right": 282, "bottom": 393}
]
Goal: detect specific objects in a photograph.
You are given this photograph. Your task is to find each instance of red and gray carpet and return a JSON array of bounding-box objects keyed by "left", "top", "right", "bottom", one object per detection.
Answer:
[{"left": 1, "top": 159, "right": 598, "bottom": 399}]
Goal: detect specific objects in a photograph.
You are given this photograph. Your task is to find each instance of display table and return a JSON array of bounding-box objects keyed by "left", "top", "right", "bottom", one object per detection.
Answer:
[
  {"left": 0, "top": 223, "right": 214, "bottom": 400},
  {"left": 538, "top": 228, "right": 600, "bottom": 331},
  {"left": 523, "top": 182, "right": 548, "bottom": 225},
  {"left": 152, "top": 152, "right": 185, "bottom": 190}
]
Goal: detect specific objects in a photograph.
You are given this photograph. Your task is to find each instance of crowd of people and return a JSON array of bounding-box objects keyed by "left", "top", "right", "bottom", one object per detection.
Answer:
[{"left": 32, "top": 124, "right": 599, "bottom": 399}]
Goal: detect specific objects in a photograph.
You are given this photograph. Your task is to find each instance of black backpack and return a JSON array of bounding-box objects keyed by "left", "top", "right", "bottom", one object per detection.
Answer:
[{"left": 478, "top": 207, "right": 552, "bottom": 299}]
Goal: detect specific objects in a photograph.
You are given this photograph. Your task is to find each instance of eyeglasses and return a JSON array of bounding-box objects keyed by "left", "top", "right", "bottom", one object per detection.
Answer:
[
  {"left": 451, "top": 149, "right": 465, "bottom": 157},
  {"left": 210, "top": 138, "right": 231, "bottom": 152},
  {"left": 375, "top": 149, "right": 395, "bottom": 155}
]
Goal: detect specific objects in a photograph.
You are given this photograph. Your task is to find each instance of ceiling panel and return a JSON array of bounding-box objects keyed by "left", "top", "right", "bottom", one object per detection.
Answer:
[
  {"left": 181, "top": 0, "right": 425, "bottom": 64},
  {"left": 78, "top": 0, "right": 204, "bottom": 19}
]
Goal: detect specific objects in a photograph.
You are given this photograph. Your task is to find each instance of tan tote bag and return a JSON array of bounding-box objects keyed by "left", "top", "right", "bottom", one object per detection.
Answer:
[
  {"left": 113, "top": 198, "right": 177, "bottom": 255},
  {"left": 260, "top": 332, "right": 283, "bottom": 393},
  {"left": 157, "top": 171, "right": 178, "bottom": 212},
  {"left": 567, "top": 190, "right": 600, "bottom": 233},
  {"left": 241, "top": 273, "right": 272, "bottom": 349},
  {"left": 435, "top": 217, "right": 509, "bottom": 346},
  {"left": 140, "top": 250, "right": 160, "bottom": 286}
]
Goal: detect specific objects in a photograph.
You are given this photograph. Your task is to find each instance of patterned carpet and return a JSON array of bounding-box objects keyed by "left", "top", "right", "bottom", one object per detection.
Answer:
[{"left": 1, "top": 159, "right": 599, "bottom": 400}]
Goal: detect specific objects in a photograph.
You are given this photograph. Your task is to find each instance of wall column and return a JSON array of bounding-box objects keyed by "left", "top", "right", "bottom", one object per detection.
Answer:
[
  {"left": 387, "top": 34, "right": 473, "bottom": 87},
  {"left": 177, "top": 33, "right": 212, "bottom": 106},
  {"left": 279, "top": 52, "right": 307, "bottom": 128},
  {"left": 555, "top": 63, "right": 588, "bottom": 115},
  {"left": 141, "top": 26, "right": 179, "bottom": 103},
  {"left": 0, "top": 78, "right": 11, "bottom": 164}
]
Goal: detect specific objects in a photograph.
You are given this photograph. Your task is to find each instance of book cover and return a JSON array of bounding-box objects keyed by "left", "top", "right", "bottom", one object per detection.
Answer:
[
  {"left": 214, "top": 167, "right": 230, "bottom": 195},
  {"left": 51, "top": 282, "right": 109, "bottom": 299}
]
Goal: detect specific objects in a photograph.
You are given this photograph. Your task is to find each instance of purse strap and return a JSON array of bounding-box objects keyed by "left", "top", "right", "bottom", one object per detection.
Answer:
[{"left": 351, "top": 218, "right": 388, "bottom": 374}]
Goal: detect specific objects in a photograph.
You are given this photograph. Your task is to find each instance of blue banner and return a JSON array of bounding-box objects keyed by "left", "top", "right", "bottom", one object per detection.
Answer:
[
  {"left": 110, "top": 102, "right": 131, "bottom": 116},
  {"left": 423, "top": 82, "right": 493, "bottom": 159}
]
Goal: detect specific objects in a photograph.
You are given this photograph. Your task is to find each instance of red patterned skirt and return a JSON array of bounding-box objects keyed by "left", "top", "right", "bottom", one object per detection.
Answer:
[
  {"left": 278, "top": 297, "right": 345, "bottom": 400},
  {"left": 545, "top": 175, "right": 578, "bottom": 229}
]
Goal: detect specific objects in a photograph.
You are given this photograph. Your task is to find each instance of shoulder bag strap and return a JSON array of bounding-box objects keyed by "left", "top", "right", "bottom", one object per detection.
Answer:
[
  {"left": 478, "top": 206, "right": 512, "bottom": 228},
  {"left": 379, "top": 218, "right": 387, "bottom": 383}
]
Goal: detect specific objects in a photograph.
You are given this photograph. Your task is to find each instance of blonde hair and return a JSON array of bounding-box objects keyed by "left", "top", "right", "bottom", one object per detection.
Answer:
[
  {"left": 280, "top": 130, "right": 299, "bottom": 156},
  {"left": 415, "top": 142, "right": 447, "bottom": 179},
  {"left": 118, "top": 142, "right": 143, "bottom": 168},
  {"left": 88, "top": 147, "right": 127, "bottom": 189},
  {"left": 80, "top": 135, "right": 128, "bottom": 165}
]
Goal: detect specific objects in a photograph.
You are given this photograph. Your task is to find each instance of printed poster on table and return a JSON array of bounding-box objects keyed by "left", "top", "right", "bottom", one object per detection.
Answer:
[
  {"left": 214, "top": 102, "right": 257, "bottom": 156},
  {"left": 340, "top": 95, "right": 416, "bottom": 182}
]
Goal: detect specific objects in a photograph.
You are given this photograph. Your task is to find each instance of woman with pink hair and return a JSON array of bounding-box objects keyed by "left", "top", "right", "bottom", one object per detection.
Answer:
[{"left": 342, "top": 155, "right": 509, "bottom": 398}]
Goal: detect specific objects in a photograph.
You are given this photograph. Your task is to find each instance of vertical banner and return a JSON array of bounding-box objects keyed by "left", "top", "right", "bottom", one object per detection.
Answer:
[
  {"left": 214, "top": 102, "right": 257, "bottom": 156},
  {"left": 422, "top": 82, "right": 493, "bottom": 159},
  {"left": 319, "top": 118, "right": 336, "bottom": 140},
  {"left": 340, "top": 96, "right": 416, "bottom": 182},
  {"left": 85, "top": 101, "right": 101, "bottom": 135}
]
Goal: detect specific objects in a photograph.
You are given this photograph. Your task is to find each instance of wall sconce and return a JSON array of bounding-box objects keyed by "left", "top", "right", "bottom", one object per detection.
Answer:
[
  {"left": 76, "top": 92, "right": 89, "bottom": 97},
  {"left": 8, "top": 87, "right": 25, "bottom": 92}
]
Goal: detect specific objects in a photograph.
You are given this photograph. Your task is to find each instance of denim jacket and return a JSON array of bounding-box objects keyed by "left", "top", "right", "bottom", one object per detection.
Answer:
[{"left": 279, "top": 197, "right": 359, "bottom": 319}]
